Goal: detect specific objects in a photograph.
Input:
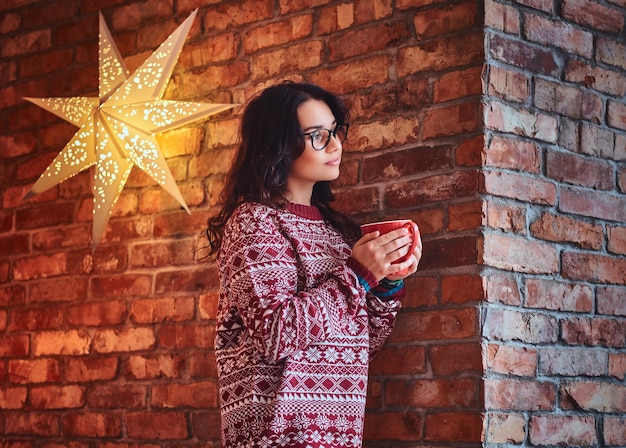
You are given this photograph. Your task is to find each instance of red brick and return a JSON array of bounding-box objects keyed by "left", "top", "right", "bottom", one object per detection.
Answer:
[
  {"left": 608, "top": 226, "right": 626, "bottom": 255},
  {"left": 488, "top": 135, "right": 540, "bottom": 172},
  {"left": 597, "top": 37, "right": 626, "bottom": 71},
  {"left": 199, "top": 291, "right": 219, "bottom": 320},
  {"left": 8, "top": 306, "right": 64, "bottom": 332},
  {"left": 387, "top": 378, "right": 479, "bottom": 409},
  {"left": 251, "top": 40, "right": 323, "bottom": 80},
  {"left": 487, "top": 65, "right": 529, "bottom": 102},
  {"left": 386, "top": 171, "right": 478, "bottom": 208},
  {"left": 484, "top": 308, "right": 558, "bottom": 344},
  {"left": 28, "top": 277, "right": 88, "bottom": 303},
  {"left": 525, "top": 14, "right": 593, "bottom": 58},
  {"left": 151, "top": 381, "right": 218, "bottom": 408},
  {"left": 483, "top": 200, "right": 526, "bottom": 234},
  {"left": 192, "top": 410, "right": 222, "bottom": 441},
  {"left": 485, "top": 412, "right": 526, "bottom": 444},
  {"left": 0, "top": 387, "right": 27, "bottom": 409},
  {"left": 538, "top": 347, "right": 607, "bottom": 376},
  {"left": 66, "top": 357, "right": 119, "bottom": 382},
  {"left": 448, "top": 200, "right": 482, "bottom": 231},
  {"left": 189, "top": 351, "right": 218, "bottom": 378},
  {"left": 370, "top": 345, "right": 426, "bottom": 375},
  {"left": 488, "top": 33, "right": 559, "bottom": 76},
  {"left": 1, "top": 29, "right": 51, "bottom": 58},
  {"left": 33, "top": 330, "right": 91, "bottom": 356},
  {"left": 530, "top": 415, "right": 597, "bottom": 446},
  {"left": 434, "top": 66, "right": 482, "bottom": 102},
  {"left": 484, "top": 170, "right": 557, "bottom": 205},
  {"left": 129, "top": 296, "right": 194, "bottom": 324},
  {"left": 154, "top": 265, "right": 219, "bottom": 293},
  {"left": 485, "top": 344, "right": 537, "bottom": 376},
  {"left": 0, "top": 285, "right": 26, "bottom": 307},
  {"left": 204, "top": 0, "right": 273, "bottom": 31},
  {"left": 157, "top": 324, "right": 215, "bottom": 349},
  {"left": 430, "top": 343, "right": 482, "bottom": 375},
  {"left": 129, "top": 240, "right": 196, "bottom": 268},
  {"left": 86, "top": 384, "right": 146, "bottom": 409},
  {"left": 124, "top": 354, "right": 186, "bottom": 380},
  {"left": 62, "top": 412, "right": 122, "bottom": 438},
  {"left": 350, "top": 116, "right": 419, "bottom": 153},
  {"left": 243, "top": 15, "right": 311, "bottom": 53},
  {"left": 68, "top": 300, "right": 127, "bottom": 327},
  {"left": 334, "top": 187, "right": 380, "bottom": 216},
  {"left": 609, "top": 353, "right": 626, "bottom": 380},
  {"left": 484, "top": 0, "right": 523, "bottom": 32},
  {"left": 0, "top": 335, "right": 29, "bottom": 357},
  {"left": 90, "top": 274, "right": 152, "bottom": 298},
  {"left": 329, "top": 21, "right": 411, "bottom": 61},
  {"left": 441, "top": 274, "right": 483, "bottom": 304},
  {"left": 604, "top": 416, "right": 626, "bottom": 446},
  {"left": 364, "top": 411, "right": 422, "bottom": 441},
  {"left": 597, "top": 286, "right": 626, "bottom": 316},
  {"left": 397, "top": 32, "right": 483, "bottom": 76},
  {"left": 562, "top": 0, "right": 624, "bottom": 32},
  {"left": 546, "top": 150, "right": 614, "bottom": 190},
  {"left": 414, "top": 0, "right": 477, "bottom": 38},
  {"left": 484, "top": 273, "right": 520, "bottom": 305},
  {"left": 485, "top": 378, "right": 556, "bottom": 411},
  {"left": 424, "top": 412, "right": 483, "bottom": 442},
  {"left": 608, "top": 100, "right": 626, "bottom": 132},
  {"left": 8, "top": 359, "right": 61, "bottom": 384},
  {"left": 561, "top": 187, "right": 626, "bottom": 223},
  {"left": 525, "top": 278, "right": 593, "bottom": 312},
  {"left": 125, "top": 412, "right": 188, "bottom": 440},
  {"left": 580, "top": 122, "right": 621, "bottom": 160},
  {"left": 311, "top": 55, "right": 391, "bottom": 95},
  {"left": 456, "top": 134, "right": 483, "bottom": 167},
  {"left": 15, "top": 202, "right": 75, "bottom": 231},
  {"left": 562, "top": 251, "right": 626, "bottom": 285},
  {"left": 317, "top": 2, "right": 354, "bottom": 35},
  {"left": 363, "top": 145, "right": 452, "bottom": 183},
  {"left": 424, "top": 102, "right": 480, "bottom": 139},
  {"left": 5, "top": 412, "right": 60, "bottom": 436},
  {"left": 566, "top": 59, "right": 626, "bottom": 97},
  {"left": 483, "top": 233, "right": 559, "bottom": 274},
  {"left": 420, "top": 235, "right": 478, "bottom": 270},
  {"left": 402, "top": 275, "right": 438, "bottom": 308},
  {"left": 390, "top": 308, "right": 477, "bottom": 342},
  {"left": 560, "top": 380, "right": 626, "bottom": 413},
  {"left": 561, "top": 316, "right": 626, "bottom": 348},
  {"left": 30, "top": 385, "right": 85, "bottom": 409},
  {"left": 92, "top": 328, "right": 156, "bottom": 354},
  {"left": 530, "top": 212, "right": 603, "bottom": 250}
]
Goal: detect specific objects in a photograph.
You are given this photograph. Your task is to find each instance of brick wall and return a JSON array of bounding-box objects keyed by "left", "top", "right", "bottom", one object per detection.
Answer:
[
  {"left": 0, "top": 0, "right": 624, "bottom": 447},
  {"left": 482, "top": 0, "right": 626, "bottom": 445}
]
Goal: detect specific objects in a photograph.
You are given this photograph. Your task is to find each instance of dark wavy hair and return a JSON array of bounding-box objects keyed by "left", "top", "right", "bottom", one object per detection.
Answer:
[{"left": 206, "top": 81, "right": 360, "bottom": 256}]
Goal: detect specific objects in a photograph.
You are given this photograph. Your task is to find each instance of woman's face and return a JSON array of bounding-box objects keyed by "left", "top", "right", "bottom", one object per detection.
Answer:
[{"left": 286, "top": 99, "right": 343, "bottom": 203}]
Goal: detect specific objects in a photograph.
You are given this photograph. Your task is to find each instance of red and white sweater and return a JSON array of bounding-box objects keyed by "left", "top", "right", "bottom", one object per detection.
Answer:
[{"left": 215, "top": 202, "right": 404, "bottom": 448}]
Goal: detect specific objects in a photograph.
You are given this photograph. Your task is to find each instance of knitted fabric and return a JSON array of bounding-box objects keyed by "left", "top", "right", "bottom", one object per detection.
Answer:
[{"left": 215, "top": 202, "right": 404, "bottom": 448}]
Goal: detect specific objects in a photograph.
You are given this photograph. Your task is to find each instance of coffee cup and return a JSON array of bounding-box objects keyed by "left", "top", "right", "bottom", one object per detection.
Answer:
[{"left": 360, "top": 219, "right": 420, "bottom": 276}]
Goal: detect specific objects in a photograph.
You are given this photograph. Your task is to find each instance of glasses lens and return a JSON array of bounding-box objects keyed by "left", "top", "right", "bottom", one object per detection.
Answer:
[
  {"left": 335, "top": 125, "right": 348, "bottom": 144},
  {"left": 309, "top": 129, "right": 329, "bottom": 150}
]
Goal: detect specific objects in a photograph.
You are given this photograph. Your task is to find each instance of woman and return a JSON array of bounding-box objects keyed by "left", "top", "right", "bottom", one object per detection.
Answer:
[{"left": 206, "top": 81, "right": 421, "bottom": 448}]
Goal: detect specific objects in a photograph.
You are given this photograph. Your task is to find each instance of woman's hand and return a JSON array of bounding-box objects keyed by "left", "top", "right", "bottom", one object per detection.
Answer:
[{"left": 351, "top": 227, "right": 422, "bottom": 281}]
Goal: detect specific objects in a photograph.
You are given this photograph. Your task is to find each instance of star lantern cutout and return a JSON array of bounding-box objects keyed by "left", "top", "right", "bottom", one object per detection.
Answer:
[{"left": 24, "top": 9, "right": 235, "bottom": 250}]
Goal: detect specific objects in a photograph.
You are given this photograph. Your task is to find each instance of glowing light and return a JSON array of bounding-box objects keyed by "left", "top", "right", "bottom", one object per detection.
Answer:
[{"left": 24, "top": 10, "right": 235, "bottom": 250}]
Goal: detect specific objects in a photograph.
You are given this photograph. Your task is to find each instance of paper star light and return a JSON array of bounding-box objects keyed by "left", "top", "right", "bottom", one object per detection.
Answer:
[{"left": 24, "top": 9, "right": 235, "bottom": 250}]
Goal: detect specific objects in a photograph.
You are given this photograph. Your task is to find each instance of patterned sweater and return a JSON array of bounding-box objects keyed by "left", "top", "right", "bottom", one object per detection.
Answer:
[{"left": 215, "top": 202, "right": 404, "bottom": 448}]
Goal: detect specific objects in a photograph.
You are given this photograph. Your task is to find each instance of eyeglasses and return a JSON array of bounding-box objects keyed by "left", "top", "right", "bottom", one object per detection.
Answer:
[{"left": 302, "top": 124, "right": 349, "bottom": 150}]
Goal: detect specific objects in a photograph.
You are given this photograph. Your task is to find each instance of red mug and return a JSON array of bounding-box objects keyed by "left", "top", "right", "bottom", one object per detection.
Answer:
[{"left": 360, "top": 219, "right": 420, "bottom": 275}]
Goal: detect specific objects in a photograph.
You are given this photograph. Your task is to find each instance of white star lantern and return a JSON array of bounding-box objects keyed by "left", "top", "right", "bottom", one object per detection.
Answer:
[{"left": 24, "top": 9, "right": 235, "bottom": 250}]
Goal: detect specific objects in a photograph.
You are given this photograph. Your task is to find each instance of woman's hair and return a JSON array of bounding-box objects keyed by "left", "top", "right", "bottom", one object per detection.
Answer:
[{"left": 206, "top": 81, "right": 360, "bottom": 256}]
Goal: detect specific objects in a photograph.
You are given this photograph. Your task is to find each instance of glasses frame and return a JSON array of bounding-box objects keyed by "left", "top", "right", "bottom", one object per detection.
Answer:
[{"left": 302, "top": 124, "right": 349, "bottom": 151}]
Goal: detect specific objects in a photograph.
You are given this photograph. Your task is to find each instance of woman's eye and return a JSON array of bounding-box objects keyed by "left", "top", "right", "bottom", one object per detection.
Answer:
[{"left": 311, "top": 131, "right": 324, "bottom": 142}]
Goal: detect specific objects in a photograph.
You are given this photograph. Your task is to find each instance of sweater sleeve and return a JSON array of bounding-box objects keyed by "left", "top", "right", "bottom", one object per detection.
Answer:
[
  {"left": 345, "top": 257, "right": 404, "bottom": 358},
  {"left": 219, "top": 205, "right": 370, "bottom": 362}
]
